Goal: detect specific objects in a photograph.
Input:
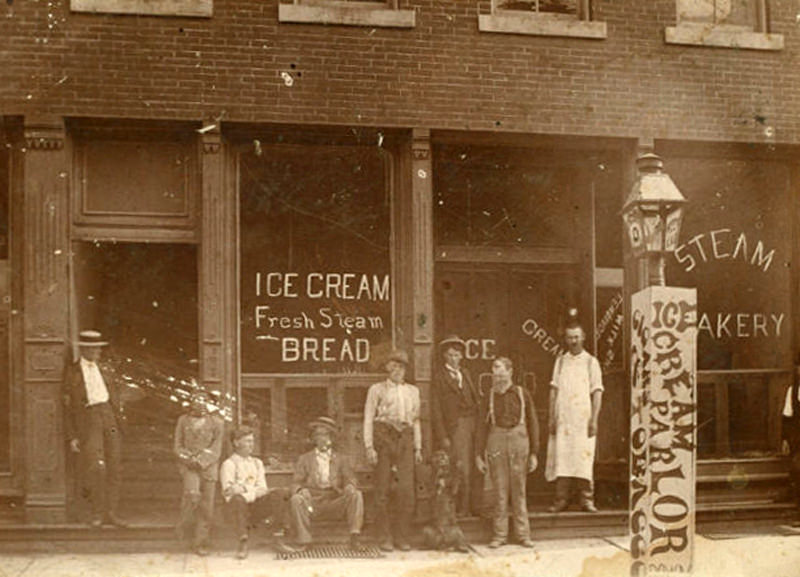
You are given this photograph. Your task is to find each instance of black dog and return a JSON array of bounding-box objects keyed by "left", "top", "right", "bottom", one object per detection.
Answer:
[{"left": 422, "top": 450, "right": 469, "bottom": 553}]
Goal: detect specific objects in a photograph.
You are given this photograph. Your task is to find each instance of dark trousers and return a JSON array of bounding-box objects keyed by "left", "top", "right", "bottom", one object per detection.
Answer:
[
  {"left": 486, "top": 423, "right": 530, "bottom": 541},
  {"left": 178, "top": 468, "right": 216, "bottom": 547},
  {"left": 554, "top": 476, "right": 594, "bottom": 507},
  {"left": 374, "top": 422, "right": 415, "bottom": 544},
  {"left": 449, "top": 414, "right": 480, "bottom": 515},
  {"left": 289, "top": 486, "right": 364, "bottom": 544},
  {"left": 81, "top": 403, "right": 122, "bottom": 519},
  {"left": 229, "top": 490, "right": 289, "bottom": 541}
]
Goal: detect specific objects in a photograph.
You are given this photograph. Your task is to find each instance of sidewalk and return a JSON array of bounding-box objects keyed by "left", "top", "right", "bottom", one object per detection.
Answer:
[{"left": 0, "top": 530, "right": 798, "bottom": 577}]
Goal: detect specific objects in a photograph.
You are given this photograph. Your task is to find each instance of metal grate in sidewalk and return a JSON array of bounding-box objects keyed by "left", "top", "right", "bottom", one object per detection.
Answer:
[{"left": 275, "top": 543, "right": 385, "bottom": 560}]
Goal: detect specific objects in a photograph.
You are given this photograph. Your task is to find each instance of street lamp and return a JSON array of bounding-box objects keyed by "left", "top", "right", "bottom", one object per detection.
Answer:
[{"left": 622, "top": 153, "right": 687, "bottom": 287}]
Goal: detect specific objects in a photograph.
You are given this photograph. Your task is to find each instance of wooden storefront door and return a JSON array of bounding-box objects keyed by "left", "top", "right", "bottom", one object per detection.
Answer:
[{"left": 435, "top": 261, "right": 578, "bottom": 506}]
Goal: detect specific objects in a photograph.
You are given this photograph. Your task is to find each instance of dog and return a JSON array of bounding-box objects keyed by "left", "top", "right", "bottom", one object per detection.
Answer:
[{"left": 422, "top": 450, "right": 469, "bottom": 553}]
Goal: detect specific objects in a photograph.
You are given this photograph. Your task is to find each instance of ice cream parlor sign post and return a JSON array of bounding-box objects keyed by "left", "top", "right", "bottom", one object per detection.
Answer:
[{"left": 624, "top": 154, "right": 697, "bottom": 577}]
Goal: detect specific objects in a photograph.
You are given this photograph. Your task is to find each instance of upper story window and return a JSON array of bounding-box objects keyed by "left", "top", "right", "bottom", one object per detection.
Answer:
[
  {"left": 278, "top": 0, "right": 415, "bottom": 28},
  {"left": 479, "top": 0, "right": 606, "bottom": 39},
  {"left": 70, "top": 0, "right": 211, "bottom": 17},
  {"left": 666, "top": 0, "right": 783, "bottom": 50}
]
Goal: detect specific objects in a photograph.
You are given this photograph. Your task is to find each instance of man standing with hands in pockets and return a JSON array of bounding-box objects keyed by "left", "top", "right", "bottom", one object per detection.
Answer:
[{"left": 363, "top": 349, "right": 422, "bottom": 552}]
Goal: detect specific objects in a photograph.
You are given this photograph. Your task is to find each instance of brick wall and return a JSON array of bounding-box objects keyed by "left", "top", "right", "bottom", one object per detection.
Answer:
[{"left": 1, "top": 0, "right": 798, "bottom": 143}]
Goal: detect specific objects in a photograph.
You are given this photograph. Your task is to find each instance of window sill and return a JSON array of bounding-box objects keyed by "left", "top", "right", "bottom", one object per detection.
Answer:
[
  {"left": 278, "top": 3, "right": 415, "bottom": 28},
  {"left": 70, "top": 0, "right": 212, "bottom": 17},
  {"left": 478, "top": 12, "right": 606, "bottom": 39},
  {"left": 665, "top": 23, "right": 783, "bottom": 51}
]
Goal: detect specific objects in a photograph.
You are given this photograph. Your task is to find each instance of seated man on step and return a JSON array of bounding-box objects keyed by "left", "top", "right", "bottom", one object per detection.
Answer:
[{"left": 288, "top": 416, "right": 364, "bottom": 552}]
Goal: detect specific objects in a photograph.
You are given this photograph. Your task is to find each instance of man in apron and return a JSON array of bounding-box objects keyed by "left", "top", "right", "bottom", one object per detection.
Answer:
[{"left": 545, "top": 322, "right": 603, "bottom": 513}]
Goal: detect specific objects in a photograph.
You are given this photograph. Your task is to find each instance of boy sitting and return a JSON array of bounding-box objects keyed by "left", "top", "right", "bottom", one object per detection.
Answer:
[{"left": 220, "top": 426, "right": 288, "bottom": 559}]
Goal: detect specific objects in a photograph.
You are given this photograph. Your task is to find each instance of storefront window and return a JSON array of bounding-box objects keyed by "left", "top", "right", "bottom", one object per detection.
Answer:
[
  {"left": 239, "top": 145, "right": 393, "bottom": 375},
  {"left": 434, "top": 145, "right": 580, "bottom": 248},
  {"left": 665, "top": 154, "right": 792, "bottom": 456}
]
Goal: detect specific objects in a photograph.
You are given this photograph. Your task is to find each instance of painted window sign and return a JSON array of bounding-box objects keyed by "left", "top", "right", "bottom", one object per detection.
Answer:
[
  {"left": 664, "top": 156, "right": 791, "bottom": 370},
  {"left": 239, "top": 145, "right": 392, "bottom": 373}
]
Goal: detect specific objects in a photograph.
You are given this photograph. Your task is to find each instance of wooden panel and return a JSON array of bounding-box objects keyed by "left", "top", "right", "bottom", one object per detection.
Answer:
[
  {"left": 24, "top": 342, "right": 63, "bottom": 382},
  {"left": 72, "top": 135, "right": 197, "bottom": 230},
  {"left": 411, "top": 129, "right": 434, "bottom": 385},
  {"left": 22, "top": 117, "right": 69, "bottom": 522}
]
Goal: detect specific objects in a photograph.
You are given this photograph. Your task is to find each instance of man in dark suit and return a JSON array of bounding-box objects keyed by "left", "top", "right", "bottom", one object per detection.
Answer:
[
  {"left": 63, "top": 330, "right": 128, "bottom": 528},
  {"left": 431, "top": 335, "right": 482, "bottom": 516},
  {"left": 288, "top": 416, "right": 364, "bottom": 551}
]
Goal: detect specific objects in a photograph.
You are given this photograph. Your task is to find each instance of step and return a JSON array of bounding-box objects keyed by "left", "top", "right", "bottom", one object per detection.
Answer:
[{"left": 1, "top": 501, "right": 792, "bottom": 546}]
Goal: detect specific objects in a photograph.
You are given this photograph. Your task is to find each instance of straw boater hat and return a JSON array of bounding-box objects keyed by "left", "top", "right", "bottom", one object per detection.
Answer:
[
  {"left": 438, "top": 334, "right": 466, "bottom": 352},
  {"left": 77, "top": 330, "right": 108, "bottom": 347},
  {"left": 308, "top": 416, "right": 338, "bottom": 436}
]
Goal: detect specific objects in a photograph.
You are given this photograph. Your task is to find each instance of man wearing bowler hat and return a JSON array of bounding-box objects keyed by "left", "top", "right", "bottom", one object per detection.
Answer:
[
  {"left": 431, "top": 335, "right": 481, "bottom": 517},
  {"left": 288, "top": 416, "right": 364, "bottom": 551},
  {"left": 63, "top": 330, "right": 128, "bottom": 528},
  {"left": 363, "top": 349, "right": 422, "bottom": 551}
]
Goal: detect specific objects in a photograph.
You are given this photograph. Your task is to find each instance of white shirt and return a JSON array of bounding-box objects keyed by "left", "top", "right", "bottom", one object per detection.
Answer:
[
  {"left": 315, "top": 448, "right": 332, "bottom": 487},
  {"left": 445, "top": 363, "right": 463, "bottom": 389},
  {"left": 363, "top": 379, "right": 422, "bottom": 452},
  {"left": 80, "top": 357, "right": 109, "bottom": 406},
  {"left": 220, "top": 453, "right": 268, "bottom": 503},
  {"left": 783, "top": 386, "right": 798, "bottom": 418}
]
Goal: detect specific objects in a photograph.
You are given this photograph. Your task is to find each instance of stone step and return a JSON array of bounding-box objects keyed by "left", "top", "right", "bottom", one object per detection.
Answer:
[{"left": 0, "top": 503, "right": 792, "bottom": 546}]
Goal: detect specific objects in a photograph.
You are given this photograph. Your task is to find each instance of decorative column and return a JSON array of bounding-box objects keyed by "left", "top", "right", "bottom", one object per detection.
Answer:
[
  {"left": 22, "top": 116, "right": 69, "bottom": 522},
  {"left": 625, "top": 153, "right": 697, "bottom": 576},
  {"left": 200, "top": 126, "right": 237, "bottom": 419},
  {"left": 410, "top": 128, "right": 434, "bottom": 445}
]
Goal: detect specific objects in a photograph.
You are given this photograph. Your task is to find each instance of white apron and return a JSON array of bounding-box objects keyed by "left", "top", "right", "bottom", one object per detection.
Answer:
[{"left": 545, "top": 351, "right": 602, "bottom": 482}]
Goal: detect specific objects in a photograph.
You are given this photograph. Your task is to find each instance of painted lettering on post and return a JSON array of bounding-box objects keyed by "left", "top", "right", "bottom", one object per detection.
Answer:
[{"left": 630, "top": 287, "right": 697, "bottom": 577}]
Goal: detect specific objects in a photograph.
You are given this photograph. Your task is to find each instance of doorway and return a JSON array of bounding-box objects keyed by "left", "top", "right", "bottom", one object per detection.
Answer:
[
  {"left": 71, "top": 241, "right": 198, "bottom": 522},
  {"left": 435, "top": 261, "right": 578, "bottom": 505}
]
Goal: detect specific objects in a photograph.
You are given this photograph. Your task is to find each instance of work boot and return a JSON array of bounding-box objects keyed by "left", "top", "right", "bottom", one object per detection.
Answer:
[
  {"left": 236, "top": 538, "right": 248, "bottom": 560},
  {"left": 548, "top": 499, "right": 568, "bottom": 513},
  {"left": 349, "top": 533, "right": 363, "bottom": 551},
  {"left": 379, "top": 539, "right": 394, "bottom": 552}
]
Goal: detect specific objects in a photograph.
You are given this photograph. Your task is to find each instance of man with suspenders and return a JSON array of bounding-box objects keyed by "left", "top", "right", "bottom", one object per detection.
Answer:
[
  {"left": 475, "top": 357, "right": 539, "bottom": 549},
  {"left": 545, "top": 321, "right": 603, "bottom": 513}
]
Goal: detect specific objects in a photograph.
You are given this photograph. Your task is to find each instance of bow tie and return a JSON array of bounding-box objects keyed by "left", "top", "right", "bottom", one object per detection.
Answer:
[{"left": 316, "top": 448, "right": 331, "bottom": 456}]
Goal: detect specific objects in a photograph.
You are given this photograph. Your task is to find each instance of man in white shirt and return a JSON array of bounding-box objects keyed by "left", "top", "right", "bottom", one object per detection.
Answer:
[
  {"left": 363, "top": 349, "right": 422, "bottom": 551},
  {"left": 220, "top": 426, "right": 278, "bottom": 559},
  {"left": 63, "top": 330, "right": 128, "bottom": 528}
]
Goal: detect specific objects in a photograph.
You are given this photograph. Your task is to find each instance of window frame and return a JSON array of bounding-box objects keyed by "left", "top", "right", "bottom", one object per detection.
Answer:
[
  {"left": 278, "top": 0, "right": 415, "bottom": 28},
  {"left": 478, "top": 0, "right": 606, "bottom": 39},
  {"left": 665, "top": 0, "right": 783, "bottom": 51}
]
